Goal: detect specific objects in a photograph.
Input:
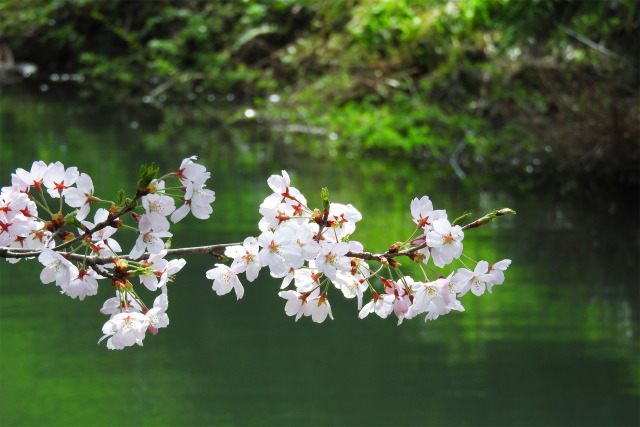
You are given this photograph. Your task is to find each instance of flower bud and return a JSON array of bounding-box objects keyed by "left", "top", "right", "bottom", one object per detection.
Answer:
[
  {"left": 409, "top": 252, "right": 426, "bottom": 263},
  {"left": 389, "top": 242, "right": 402, "bottom": 253},
  {"left": 59, "top": 231, "right": 75, "bottom": 241}
]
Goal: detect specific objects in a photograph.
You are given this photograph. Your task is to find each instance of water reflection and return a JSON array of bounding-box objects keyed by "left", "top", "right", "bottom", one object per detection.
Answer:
[{"left": 0, "top": 86, "right": 638, "bottom": 426}]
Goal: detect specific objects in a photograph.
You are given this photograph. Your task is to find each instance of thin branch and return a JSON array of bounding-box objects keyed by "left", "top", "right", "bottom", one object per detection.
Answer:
[{"left": 0, "top": 210, "right": 514, "bottom": 265}]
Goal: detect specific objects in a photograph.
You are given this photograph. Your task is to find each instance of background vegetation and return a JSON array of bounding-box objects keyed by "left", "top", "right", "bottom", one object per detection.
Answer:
[{"left": 1, "top": 0, "right": 638, "bottom": 185}]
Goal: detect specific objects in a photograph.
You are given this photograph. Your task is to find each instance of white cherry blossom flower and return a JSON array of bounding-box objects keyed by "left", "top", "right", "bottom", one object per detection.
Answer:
[
  {"left": 278, "top": 289, "right": 318, "bottom": 321},
  {"left": 139, "top": 250, "right": 186, "bottom": 291},
  {"left": 263, "top": 170, "right": 307, "bottom": 208},
  {"left": 38, "top": 248, "right": 78, "bottom": 289},
  {"left": 64, "top": 268, "right": 103, "bottom": 300},
  {"left": 142, "top": 182, "right": 175, "bottom": 231},
  {"left": 171, "top": 174, "right": 216, "bottom": 223},
  {"left": 129, "top": 215, "right": 172, "bottom": 259},
  {"left": 289, "top": 263, "right": 323, "bottom": 291},
  {"left": 258, "top": 227, "right": 304, "bottom": 276},
  {"left": 43, "top": 161, "right": 79, "bottom": 198},
  {"left": 333, "top": 266, "right": 367, "bottom": 309},
  {"left": 100, "top": 292, "right": 142, "bottom": 316},
  {"left": 206, "top": 264, "right": 244, "bottom": 299},
  {"left": 145, "top": 294, "right": 170, "bottom": 335},
  {"left": 99, "top": 312, "right": 149, "bottom": 350},
  {"left": 315, "top": 242, "right": 351, "bottom": 281},
  {"left": 410, "top": 196, "right": 447, "bottom": 230},
  {"left": 405, "top": 277, "right": 447, "bottom": 320},
  {"left": 453, "top": 261, "right": 494, "bottom": 296},
  {"left": 64, "top": 173, "right": 96, "bottom": 220},
  {"left": 11, "top": 160, "right": 49, "bottom": 193},
  {"left": 326, "top": 203, "right": 362, "bottom": 241},
  {"left": 487, "top": 259, "right": 511, "bottom": 293},
  {"left": 225, "top": 237, "right": 262, "bottom": 282},
  {"left": 426, "top": 218, "right": 464, "bottom": 267},
  {"left": 305, "top": 294, "right": 334, "bottom": 323},
  {"left": 358, "top": 292, "right": 395, "bottom": 319},
  {"left": 173, "top": 156, "right": 209, "bottom": 184},
  {"left": 80, "top": 208, "right": 121, "bottom": 257}
]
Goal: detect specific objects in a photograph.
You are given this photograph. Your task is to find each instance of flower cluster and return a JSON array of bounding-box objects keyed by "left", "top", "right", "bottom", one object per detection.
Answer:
[
  {"left": 213, "top": 172, "right": 511, "bottom": 326},
  {"left": 1, "top": 159, "right": 513, "bottom": 350},
  {"left": 1, "top": 157, "right": 215, "bottom": 349}
]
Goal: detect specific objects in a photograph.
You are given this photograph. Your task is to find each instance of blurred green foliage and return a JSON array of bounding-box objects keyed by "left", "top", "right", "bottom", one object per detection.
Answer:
[{"left": 1, "top": 0, "right": 638, "bottom": 181}]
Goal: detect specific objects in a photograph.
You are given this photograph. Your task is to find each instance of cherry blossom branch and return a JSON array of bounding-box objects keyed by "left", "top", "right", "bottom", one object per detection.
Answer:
[
  {"left": 53, "top": 190, "right": 146, "bottom": 252},
  {"left": 0, "top": 210, "right": 514, "bottom": 262},
  {"left": 0, "top": 243, "right": 240, "bottom": 261},
  {"left": 1, "top": 158, "right": 515, "bottom": 351}
]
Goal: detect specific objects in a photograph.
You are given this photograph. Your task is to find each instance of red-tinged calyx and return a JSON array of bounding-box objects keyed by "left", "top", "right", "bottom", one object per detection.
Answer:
[
  {"left": 32, "top": 180, "right": 43, "bottom": 193},
  {"left": 275, "top": 212, "right": 290, "bottom": 225},
  {"left": 389, "top": 259, "right": 401, "bottom": 269},
  {"left": 299, "top": 292, "right": 311, "bottom": 302},
  {"left": 417, "top": 217, "right": 431, "bottom": 228},
  {"left": 114, "top": 258, "right": 128, "bottom": 273},
  {"left": 292, "top": 203, "right": 305, "bottom": 216},
  {"left": 53, "top": 181, "right": 67, "bottom": 194},
  {"left": 280, "top": 187, "right": 292, "bottom": 202},
  {"left": 0, "top": 220, "right": 11, "bottom": 233}
]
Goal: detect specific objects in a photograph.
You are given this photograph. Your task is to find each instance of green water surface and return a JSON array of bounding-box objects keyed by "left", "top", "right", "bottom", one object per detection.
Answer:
[{"left": 0, "top": 87, "right": 638, "bottom": 426}]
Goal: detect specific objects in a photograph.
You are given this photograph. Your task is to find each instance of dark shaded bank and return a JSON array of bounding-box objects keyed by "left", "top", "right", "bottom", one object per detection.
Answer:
[{"left": 1, "top": 0, "right": 638, "bottom": 185}]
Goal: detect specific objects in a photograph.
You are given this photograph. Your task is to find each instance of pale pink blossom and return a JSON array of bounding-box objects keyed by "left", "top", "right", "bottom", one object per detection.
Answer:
[
  {"left": 358, "top": 292, "right": 395, "bottom": 319},
  {"left": 258, "top": 227, "right": 304, "bottom": 276},
  {"left": 278, "top": 289, "right": 318, "bottom": 321},
  {"left": 100, "top": 293, "right": 142, "bottom": 316},
  {"left": 206, "top": 264, "right": 244, "bottom": 299},
  {"left": 171, "top": 174, "right": 216, "bottom": 222},
  {"left": 453, "top": 261, "right": 494, "bottom": 296},
  {"left": 325, "top": 203, "right": 362, "bottom": 241},
  {"left": 289, "top": 263, "right": 323, "bottom": 291},
  {"left": 410, "top": 196, "right": 447, "bottom": 230},
  {"left": 129, "top": 215, "right": 172, "bottom": 259},
  {"left": 145, "top": 294, "right": 170, "bottom": 335},
  {"left": 99, "top": 312, "right": 149, "bottom": 350},
  {"left": 139, "top": 251, "right": 187, "bottom": 291},
  {"left": 43, "top": 161, "right": 79, "bottom": 198},
  {"left": 315, "top": 242, "right": 351, "bottom": 281},
  {"left": 225, "top": 237, "right": 262, "bottom": 282},
  {"left": 11, "top": 161, "right": 49, "bottom": 193},
  {"left": 141, "top": 182, "right": 175, "bottom": 231},
  {"left": 426, "top": 218, "right": 464, "bottom": 267},
  {"left": 487, "top": 259, "right": 511, "bottom": 293},
  {"left": 64, "top": 173, "right": 95, "bottom": 220},
  {"left": 305, "top": 294, "right": 334, "bottom": 323},
  {"left": 64, "top": 268, "right": 103, "bottom": 300},
  {"left": 173, "top": 156, "right": 209, "bottom": 184},
  {"left": 38, "top": 248, "right": 78, "bottom": 289},
  {"left": 263, "top": 170, "right": 307, "bottom": 208}
]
